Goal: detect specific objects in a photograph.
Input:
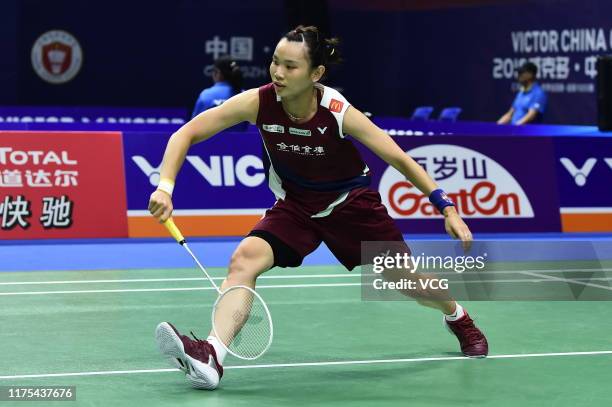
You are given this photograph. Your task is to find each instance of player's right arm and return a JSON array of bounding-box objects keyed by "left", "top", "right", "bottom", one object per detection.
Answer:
[{"left": 148, "top": 88, "right": 259, "bottom": 222}]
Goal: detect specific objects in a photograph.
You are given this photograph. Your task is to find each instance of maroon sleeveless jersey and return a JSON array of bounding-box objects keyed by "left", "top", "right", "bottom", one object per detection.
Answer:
[{"left": 256, "top": 83, "right": 371, "bottom": 216}]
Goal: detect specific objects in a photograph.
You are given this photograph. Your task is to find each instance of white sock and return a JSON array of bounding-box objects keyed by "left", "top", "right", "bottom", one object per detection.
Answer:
[
  {"left": 207, "top": 336, "right": 227, "bottom": 365},
  {"left": 445, "top": 303, "right": 466, "bottom": 322}
]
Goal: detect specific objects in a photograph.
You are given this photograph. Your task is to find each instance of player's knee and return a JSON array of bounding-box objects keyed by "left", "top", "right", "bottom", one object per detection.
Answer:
[
  {"left": 227, "top": 249, "right": 251, "bottom": 279},
  {"left": 227, "top": 240, "right": 271, "bottom": 281}
]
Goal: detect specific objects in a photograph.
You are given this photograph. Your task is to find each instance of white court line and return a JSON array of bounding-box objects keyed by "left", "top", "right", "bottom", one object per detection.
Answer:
[
  {"left": 1, "top": 268, "right": 611, "bottom": 287},
  {"left": 0, "top": 283, "right": 364, "bottom": 296},
  {"left": 0, "top": 274, "right": 357, "bottom": 286},
  {"left": 521, "top": 271, "right": 612, "bottom": 291},
  {"left": 1, "top": 350, "right": 612, "bottom": 380},
  {"left": 0, "top": 280, "right": 582, "bottom": 297},
  {"left": 3, "top": 277, "right": 612, "bottom": 297}
]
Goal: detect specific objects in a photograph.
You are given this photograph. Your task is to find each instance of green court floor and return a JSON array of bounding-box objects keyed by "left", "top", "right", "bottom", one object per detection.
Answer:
[{"left": 1, "top": 266, "right": 611, "bottom": 406}]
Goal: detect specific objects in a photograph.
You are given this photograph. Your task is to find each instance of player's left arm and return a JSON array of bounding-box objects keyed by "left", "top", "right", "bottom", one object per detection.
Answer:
[{"left": 343, "top": 106, "right": 472, "bottom": 243}]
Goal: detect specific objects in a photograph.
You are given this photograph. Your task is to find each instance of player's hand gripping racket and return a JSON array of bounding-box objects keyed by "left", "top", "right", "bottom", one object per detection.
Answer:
[{"left": 163, "top": 218, "right": 273, "bottom": 360}]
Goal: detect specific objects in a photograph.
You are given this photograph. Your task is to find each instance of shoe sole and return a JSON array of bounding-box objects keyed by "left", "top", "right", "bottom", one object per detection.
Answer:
[
  {"left": 443, "top": 317, "right": 487, "bottom": 359},
  {"left": 155, "top": 322, "right": 220, "bottom": 390}
]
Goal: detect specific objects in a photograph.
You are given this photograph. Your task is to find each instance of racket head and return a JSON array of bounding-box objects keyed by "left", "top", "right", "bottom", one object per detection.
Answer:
[{"left": 211, "top": 285, "right": 273, "bottom": 360}]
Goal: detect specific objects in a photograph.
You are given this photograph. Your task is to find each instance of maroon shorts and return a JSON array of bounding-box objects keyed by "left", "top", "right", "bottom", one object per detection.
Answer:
[{"left": 248, "top": 188, "right": 407, "bottom": 270}]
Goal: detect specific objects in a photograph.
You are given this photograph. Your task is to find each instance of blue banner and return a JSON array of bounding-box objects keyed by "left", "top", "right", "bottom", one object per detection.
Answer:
[
  {"left": 13, "top": 0, "right": 285, "bottom": 108},
  {"left": 331, "top": 0, "right": 612, "bottom": 125},
  {"left": 555, "top": 138, "right": 612, "bottom": 207},
  {"left": 4, "top": 0, "right": 612, "bottom": 125},
  {"left": 122, "top": 131, "right": 273, "bottom": 211},
  {"left": 356, "top": 135, "right": 562, "bottom": 233}
]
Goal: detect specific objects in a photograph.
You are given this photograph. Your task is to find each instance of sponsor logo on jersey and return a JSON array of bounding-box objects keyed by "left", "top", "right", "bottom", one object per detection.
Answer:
[
  {"left": 289, "top": 127, "right": 311, "bottom": 137},
  {"left": 329, "top": 99, "right": 344, "bottom": 113},
  {"left": 317, "top": 126, "right": 328, "bottom": 134},
  {"left": 262, "top": 124, "right": 285, "bottom": 133}
]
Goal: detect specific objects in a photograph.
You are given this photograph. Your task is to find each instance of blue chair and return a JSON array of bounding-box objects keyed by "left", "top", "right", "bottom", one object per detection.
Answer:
[
  {"left": 410, "top": 106, "right": 434, "bottom": 120},
  {"left": 438, "top": 107, "right": 462, "bottom": 122}
]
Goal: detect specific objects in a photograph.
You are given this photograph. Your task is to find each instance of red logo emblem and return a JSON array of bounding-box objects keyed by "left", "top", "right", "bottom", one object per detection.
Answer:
[
  {"left": 31, "top": 30, "right": 83, "bottom": 84},
  {"left": 388, "top": 181, "right": 521, "bottom": 216},
  {"left": 42, "top": 42, "right": 72, "bottom": 76},
  {"left": 329, "top": 99, "right": 344, "bottom": 113}
]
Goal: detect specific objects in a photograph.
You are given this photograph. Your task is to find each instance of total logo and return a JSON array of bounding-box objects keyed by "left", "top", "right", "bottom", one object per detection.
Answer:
[
  {"left": 132, "top": 155, "right": 265, "bottom": 187},
  {"left": 560, "top": 157, "right": 612, "bottom": 187},
  {"left": 0, "top": 147, "right": 77, "bottom": 165},
  {"left": 31, "top": 30, "right": 83, "bottom": 84},
  {"left": 379, "top": 145, "right": 534, "bottom": 218}
]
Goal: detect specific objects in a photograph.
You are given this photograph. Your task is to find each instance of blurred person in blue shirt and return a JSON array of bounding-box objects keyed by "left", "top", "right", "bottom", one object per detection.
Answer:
[
  {"left": 192, "top": 55, "right": 243, "bottom": 118},
  {"left": 497, "top": 62, "right": 547, "bottom": 125}
]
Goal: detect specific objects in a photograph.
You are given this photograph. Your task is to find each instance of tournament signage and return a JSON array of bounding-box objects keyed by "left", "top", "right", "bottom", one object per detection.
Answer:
[
  {"left": 330, "top": 1, "right": 612, "bottom": 124},
  {"left": 357, "top": 135, "right": 562, "bottom": 233},
  {"left": 0, "top": 131, "right": 128, "bottom": 239},
  {"left": 122, "top": 131, "right": 273, "bottom": 237},
  {"left": 0, "top": 107, "right": 187, "bottom": 129},
  {"left": 2, "top": 122, "right": 607, "bottom": 239},
  {"left": 554, "top": 137, "right": 612, "bottom": 232},
  {"left": 380, "top": 144, "right": 535, "bottom": 219},
  {"left": 123, "top": 128, "right": 565, "bottom": 236}
]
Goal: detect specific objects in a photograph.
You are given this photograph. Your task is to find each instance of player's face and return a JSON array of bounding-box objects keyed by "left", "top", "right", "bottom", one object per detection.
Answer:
[
  {"left": 518, "top": 71, "right": 534, "bottom": 86},
  {"left": 270, "top": 38, "right": 316, "bottom": 98}
]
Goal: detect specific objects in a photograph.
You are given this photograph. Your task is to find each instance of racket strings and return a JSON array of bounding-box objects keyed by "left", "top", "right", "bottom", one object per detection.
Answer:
[{"left": 213, "top": 286, "right": 272, "bottom": 360}]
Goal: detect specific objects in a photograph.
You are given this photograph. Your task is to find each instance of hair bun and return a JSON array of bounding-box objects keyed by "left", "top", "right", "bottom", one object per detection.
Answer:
[{"left": 283, "top": 25, "right": 342, "bottom": 80}]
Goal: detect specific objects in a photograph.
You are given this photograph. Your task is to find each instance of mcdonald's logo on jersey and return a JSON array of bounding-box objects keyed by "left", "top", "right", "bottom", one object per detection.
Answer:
[{"left": 329, "top": 99, "right": 344, "bottom": 113}]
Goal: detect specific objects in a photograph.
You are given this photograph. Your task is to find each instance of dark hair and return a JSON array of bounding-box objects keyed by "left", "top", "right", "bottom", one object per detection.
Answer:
[
  {"left": 284, "top": 25, "right": 342, "bottom": 79},
  {"left": 214, "top": 55, "right": 242, "bottom": 93},
  {"left": 518, "top": 61, "right": 538, "bottom": 77}
]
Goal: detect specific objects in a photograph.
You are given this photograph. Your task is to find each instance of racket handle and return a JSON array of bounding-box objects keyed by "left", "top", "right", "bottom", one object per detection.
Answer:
[{"left": 163, "top": 218, "right": 186, "bottom": 245}]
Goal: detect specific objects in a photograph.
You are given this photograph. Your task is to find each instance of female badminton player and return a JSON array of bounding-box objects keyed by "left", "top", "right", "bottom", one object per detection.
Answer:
[{"left": 148, "top": 25, "right": 488, "bottom": 390}]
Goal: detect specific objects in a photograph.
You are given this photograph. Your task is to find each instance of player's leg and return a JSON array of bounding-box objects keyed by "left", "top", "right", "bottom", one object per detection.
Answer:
[
  {"left": 222, "top": 236, "right": 275, "bottom": 290},
  {"left": 205, "top": 201, "right": 321, "bottom": 360},
  {"left": 156, "top": 199, "right": 320, "bottom": 389},
  {"left": 378, "top": 259, "right": 456, "bottom": 313},
  {"left": 319, "top": 188, "right": 488, "bottom": 357},
  {"left": 156, "top": 239, "right": 277, "bottom": 390},
  {"left": 206, "top": 235, "right": 274, "bottom": 357},
  {"left": 205, "top": 201, "right": 321, "bottom": 355},
  {"left": 155, "top": 236, "right": 274, "bottom": 390}
]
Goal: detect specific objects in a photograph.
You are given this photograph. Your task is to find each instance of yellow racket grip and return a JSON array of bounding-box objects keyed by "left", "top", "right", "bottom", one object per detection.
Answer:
[{"left": 163, "top": 218, "right": 186, "bottom": 245}]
